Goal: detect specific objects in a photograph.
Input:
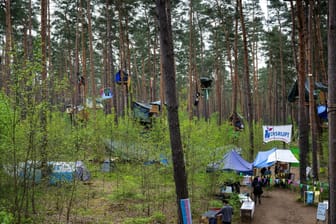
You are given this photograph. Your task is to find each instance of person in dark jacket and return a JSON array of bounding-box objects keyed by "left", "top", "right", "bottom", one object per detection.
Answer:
[
  {"left": 216, "top": 199, "right": 234, "bottom": 224},
  {"left": 252, "top": 176, "right": 263, "bottom": 204}
]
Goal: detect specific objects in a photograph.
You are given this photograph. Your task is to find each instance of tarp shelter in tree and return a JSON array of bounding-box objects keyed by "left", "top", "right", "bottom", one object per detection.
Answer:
[
  {"left": 287, "top": 79, "right": 327, "bottom": 103},
  {"left": 132, "top": 101, "right": 161, "bottom": 124},
  {"left": 207, "top": 149, "right": 253, "bottom": 175},
  {"left": 317, "top": 105, "right": 328, "bottom": 121},
  {"left": 200, "top": 77, "right": 213, "bottom": 89},
  {"left": 115, "top": 70, "right": 128, "bottom": 85},
  {"left": 228, "top": 112, "right": 244, "bottom": 130}
]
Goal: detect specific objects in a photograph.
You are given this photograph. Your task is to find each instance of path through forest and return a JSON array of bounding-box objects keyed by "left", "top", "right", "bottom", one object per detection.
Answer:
[{"left": 238, "top": 187, "right": 318, "bottom": 224}]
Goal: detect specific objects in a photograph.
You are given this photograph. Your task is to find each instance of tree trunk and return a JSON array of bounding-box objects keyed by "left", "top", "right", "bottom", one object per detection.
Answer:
[
  {"left": 156, "top": 1, "right": 189, "bottom": 223},
  {"left": 214, "top": 27, "right": 222, "bottom": 125},
  {"left": 105, "top": 0, "right": 112, "bottom": 115},
  {"left": 238, "top": 0, "right": 254, "bottom": 161},
  {"left": 87, "top": 0, "right": 96, "bottom": 120},
  {"left": 328, "top": 0, "right": 336, "bottom": 223},
  {"left": 4, "top": 0, "right": 12, "bottom": 95},
  {"left": 232, "top": 2, "right": 239, "bottom": 127},
  {"left": 40, "top": 0, "right": 48, "bottom": 178},
  {"left": 276, "top": 11, "right": 286, "bottom": 125},
  {"left": 80, "top": 0, "right": 87, "bottom": 107},
  {"left": 188, "top": 0, "right": 194, "bottom": 120},
  {"left": 307, "top": 0, "right": 319, "bottom": 180},
  {"left": 316, "top": 0, "right": 327, "bottom": 83},
  {"left": 297, "top": 0, "right": 309, "bottom": 196}
]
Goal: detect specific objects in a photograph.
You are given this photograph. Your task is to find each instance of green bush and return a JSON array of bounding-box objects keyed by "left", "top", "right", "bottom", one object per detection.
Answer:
[{"left": 0, "top": 211, "right": 14, "bottom": 224}]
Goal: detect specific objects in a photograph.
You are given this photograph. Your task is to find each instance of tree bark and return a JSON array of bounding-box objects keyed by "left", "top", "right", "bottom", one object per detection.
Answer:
[
  {"left": 328, "top": 0, "right": 336, "bottom": 223},
  {"left": 297, "top": 0, "right": 309, "bottom": 196},
  {"left": 156, "top": 1, "right": 189, "bottom": 223},
  {"left": 87, "top": 0, "right": 96, "bottom": 120},
  {"left": 4, "top": 0, "right": 12, "bottom": 95},
  {"left": 238, "top": 0, "right": 254, "bottom": 161},
  {"left": 307, "top": 0, "right": 318, "bottom": 180},
  {"left": 40, "top": 0, "right": 48, "bottom": 178}
]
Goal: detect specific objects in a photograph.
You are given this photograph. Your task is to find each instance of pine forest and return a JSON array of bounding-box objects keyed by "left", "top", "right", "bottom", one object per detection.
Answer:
[{"left": 1, "top": 0, "right": 336, "bottom": 223}]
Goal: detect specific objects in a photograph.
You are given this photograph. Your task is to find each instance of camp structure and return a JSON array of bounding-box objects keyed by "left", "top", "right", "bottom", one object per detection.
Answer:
[
  {"left": 114, "top": 70, "right": 128, "bottom": 85},
  {"left": 228, "top": 112, "right": 244, "bottom": 131},
  {"left": 48, "top": 161, "right": 90, "bottom": 185},
  {"left": 4, "top": 161, "right": 90, "bottom": 185},
  {"left": 104, "top": 139, "right": 146, "bottom": 163},
  {"left": 132, "top": 101, "right": 161, "bottom": 124},
  {"left": 253, "top": 148, "right": 276, "bottom": 168},
  {"left": 266, "top": 149, "right": 299, "bottom": 164},
  {"left": 288, "top": 79, "right": 328, "bottom": 124},
  {"left": 253, "top": 148, "right": 299, "bottom": 168},
  {"left": 287, "top": 79, "right": 327, "bottom": 103},
  {"left": 207, "top": 149, "right": 253, "bottom": 175}
]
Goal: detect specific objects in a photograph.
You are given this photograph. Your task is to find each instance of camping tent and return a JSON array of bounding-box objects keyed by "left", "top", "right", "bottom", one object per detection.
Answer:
[
  {"left": 49, "top": 161, "right": 90, "bottom": 185},
  {"left": 266, "top": 149, "right": 299, "bottom": 163},
  {"left": 207, "top": 149, "right": 253, "bottom": 174},
  {"left": 253, "top": 148, "right": 299, "bottom": 168},
  {"left": 253, "top": 148, "right": 276, "bottom": 168}
]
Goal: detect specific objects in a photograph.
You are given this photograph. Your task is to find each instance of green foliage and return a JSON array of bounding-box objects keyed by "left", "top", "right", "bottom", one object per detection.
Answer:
[
  {"left": 123, "top": 217, "right": 152, "bottom": 224},
  {"left": 122, "top": 212, "right": 166, "bottom": 224},
  {"left": 0, "top": 210, "right": 14, "bottom": 224}
]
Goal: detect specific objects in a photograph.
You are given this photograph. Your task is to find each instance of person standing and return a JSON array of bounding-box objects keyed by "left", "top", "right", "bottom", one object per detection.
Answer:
[
  {"left": 216, "top": 199, "right": 234, "bottom": 224},
  {"left": 252, "top": 176, "right": 263, "bottom": 204}
]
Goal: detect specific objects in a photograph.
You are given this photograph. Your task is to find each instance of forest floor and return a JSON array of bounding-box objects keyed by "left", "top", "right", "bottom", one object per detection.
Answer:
[{"left": 238, "top": 187, "right": 318, "bottom": 224}]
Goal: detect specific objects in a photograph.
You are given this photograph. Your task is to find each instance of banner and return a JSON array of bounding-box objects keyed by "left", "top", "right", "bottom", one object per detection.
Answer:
[
  {"left": 263, "top": 125, "right": 292, "bottom": 143},
  {"left": 180, "top": 198, "right": 192, "bottom": 224}
]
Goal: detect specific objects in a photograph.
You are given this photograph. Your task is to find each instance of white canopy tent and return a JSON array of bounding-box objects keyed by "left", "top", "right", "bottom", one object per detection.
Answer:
[{"left": 266, "top": 149, "right": 299, "bottom": 163}]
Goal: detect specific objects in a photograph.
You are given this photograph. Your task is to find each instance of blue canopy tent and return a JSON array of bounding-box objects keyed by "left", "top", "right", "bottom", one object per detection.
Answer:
[
  {"left": 207, "top": 149, "right": 253, "bottom": 175},
  {"left": 253, "top": 148, "right": 276, "bottom": 168}
]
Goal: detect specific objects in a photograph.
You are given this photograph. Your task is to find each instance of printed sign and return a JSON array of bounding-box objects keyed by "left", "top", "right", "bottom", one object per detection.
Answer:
[
  {"left": 316, "top": 202, "right": 327, "bottom": 221},
  {"left": 263, "top": 125, "right": 292, "bottom": 143}
]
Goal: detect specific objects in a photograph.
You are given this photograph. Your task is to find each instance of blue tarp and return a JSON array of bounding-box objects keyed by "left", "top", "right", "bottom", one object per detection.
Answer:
[
  {"left": 253, "top": 148, "right": 276, "bottom": 168},
  {"left": 317, "top": 105, "right": 328, "bottom": 120},
  {"left": 207, "top": 149, "right": 253, "bottom": 174}
]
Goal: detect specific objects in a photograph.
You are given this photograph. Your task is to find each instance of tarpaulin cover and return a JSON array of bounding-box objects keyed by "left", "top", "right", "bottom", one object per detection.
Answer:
[
  {"left": 266, "top": 149, "right": 299, "bottom": 163},
  {"left": 253, "top": 148, "right": 276, "bottom": 168},
  {"left": 317, "top": 105, "right": 328, "bottom": 120},
  {"left": 207, "top": 149, "right": 252, "bottom": 173},
  {"left": 253, "top": 148, "right": 299, "bottom": 168}
]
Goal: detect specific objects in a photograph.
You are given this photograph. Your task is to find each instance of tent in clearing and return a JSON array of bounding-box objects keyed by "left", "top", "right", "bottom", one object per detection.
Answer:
[
  {"left": 266, "top": 149, "right": 299, "bottom": 164},
  {"left": 207, "top": 149, "right": 253, "bottom": 174},
  {"left": 253, "top": 148, "right": 276, "bottom": 168},
  {"left": 253, "top": 148, "right": 299, "bottom": 168}
]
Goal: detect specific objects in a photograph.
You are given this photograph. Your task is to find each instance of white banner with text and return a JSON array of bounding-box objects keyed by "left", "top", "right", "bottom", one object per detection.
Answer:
[{"left": 263, "top": 125, "right": 292, "bottom": 143}]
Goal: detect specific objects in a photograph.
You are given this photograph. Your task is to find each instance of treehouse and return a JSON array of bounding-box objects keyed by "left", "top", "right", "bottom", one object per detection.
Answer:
[
  {"left": 288, "top": 79, "right": 328, "bottom": 123},
  {"left": 115, "top": 70, "right": 128, "bottom": 85},
  {"left": 200, "top": 76, "right": 213, "bottom": 89},
  {"left": 132, "top": 101, "right": 161, "bottom": 125},
  {"left": 228, "top": 112, "right": 244, "bottom": 131}
]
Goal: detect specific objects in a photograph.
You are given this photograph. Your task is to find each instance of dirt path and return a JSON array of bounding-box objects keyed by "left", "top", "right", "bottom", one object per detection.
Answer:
[{"left": 238, "top": 187, "right": 317, "bottom": 224}]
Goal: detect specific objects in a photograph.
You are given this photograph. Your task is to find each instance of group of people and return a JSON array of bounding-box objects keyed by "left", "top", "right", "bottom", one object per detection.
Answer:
[
  {"left": 214, "top": 167, "right": 274, "bottom": 223},
  {"left": 214, "top": 176, "right": 266, "bottom": 224}
]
